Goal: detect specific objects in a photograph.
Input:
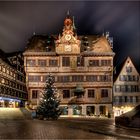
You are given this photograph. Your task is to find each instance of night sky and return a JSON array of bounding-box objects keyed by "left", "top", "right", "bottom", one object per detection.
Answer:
[{"left": 0, "top": 1, "right": 140, "bottom": 71}]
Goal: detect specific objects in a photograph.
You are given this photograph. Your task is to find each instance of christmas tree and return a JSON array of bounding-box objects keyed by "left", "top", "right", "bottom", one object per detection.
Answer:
[{"left": 36, "top": 74, "right": 61, "bottom": 120}]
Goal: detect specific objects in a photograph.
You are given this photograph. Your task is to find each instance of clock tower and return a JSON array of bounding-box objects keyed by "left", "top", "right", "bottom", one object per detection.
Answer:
[{"left": 55, "top": 11, "right": 81, "bottom": 54}]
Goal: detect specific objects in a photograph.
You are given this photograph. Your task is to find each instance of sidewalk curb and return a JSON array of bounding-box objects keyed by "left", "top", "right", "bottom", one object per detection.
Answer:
[{"left": 115, "top": 124, "right": 140, "bottom": 131}]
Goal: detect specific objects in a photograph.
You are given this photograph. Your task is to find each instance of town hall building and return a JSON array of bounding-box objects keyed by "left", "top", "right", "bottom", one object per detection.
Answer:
[{"left": 23, "top": 13, "right": 115, "bottom": 117}]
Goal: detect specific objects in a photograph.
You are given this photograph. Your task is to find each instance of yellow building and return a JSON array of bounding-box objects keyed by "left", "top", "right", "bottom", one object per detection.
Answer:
[
  {"left": 23, "top": 13, "right": 115, "bottom": 117},
  {"left": 113, "top": 57, "right": 140, "bottom": 116}
]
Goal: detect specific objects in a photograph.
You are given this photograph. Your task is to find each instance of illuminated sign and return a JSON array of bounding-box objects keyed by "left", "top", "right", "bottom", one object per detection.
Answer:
[{"left": 0, "top": 97, "right": 21, "bottom": 102}]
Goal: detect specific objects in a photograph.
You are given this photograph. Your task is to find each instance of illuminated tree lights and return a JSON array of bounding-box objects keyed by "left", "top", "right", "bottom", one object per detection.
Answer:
[{"left": 36, "top": 74, "right": 61, "bottom": 120}]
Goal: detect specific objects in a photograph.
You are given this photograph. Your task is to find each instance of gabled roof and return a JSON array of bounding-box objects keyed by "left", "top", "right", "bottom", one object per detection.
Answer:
[
  {"left": 91, "top": 36, "right": 113, "bottom": 53},
  {"left": 0, "top": 49, "right": 23, "bottom": 68},
  {"left": 114, "top": 56, "right": 140, "bottom": 83},
  {"left": 24, "top": 34, "right": 114, "bottom": 55},
  {"left": 25, "top": 35, "right": 56, "bottom": 52},
  {"left": 0, "top": 49, "right": 12, "bottom": 66}
]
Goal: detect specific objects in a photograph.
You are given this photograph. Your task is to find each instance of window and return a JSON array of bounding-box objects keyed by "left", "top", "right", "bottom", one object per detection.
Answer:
[
  {"left": 101, "top": 89, "right": 108, "bottom": 97},
  {"left": 128, "top": 75, "right": 133, "bottom": 81},
  {"left": 127, "top": 85, "right": 131, "bottom": 92},
  {"left": 49, "top": 59, "right": 58, "bottom": 67},
  {"left": 131, "top": 85, "right": 139, "bottom": 92},
  {"left": 17, "top": 84, "right": 19, "bottom": 89},
  {"left": 60, "top": 106, "right": 68, "bottom": 115},
  {"left": 72, "top": 75, "right": 84, "bottom": 82},
  {"left": 89, "top": 60, "right": 99, "bottom": 66},
  {"left": 136, "top": 96, "right": 139, "bottom": 102},
  {"left": 57, "top": 76, "right": 70, "bottom": 82},
  {"left": 3, "top": 67, "right": 6, "bottom": 73},
  {"left": 88, "top": 90, "right": 95, "bottom": 98},
  {"left": 32, "top": 90, "right": 38, "bottom": 99},
  {"left": 77, "top": 56, "right": 84, "bottom": 67},
  {"left": 38, "top": 60, "right": 46, "bottom": 67},
  {"left": 120, "top": 85, "right": 125, "bottom": 92},
  {"left": 130, "top": 96, "right": 133, "bottom": 103},
  {"left": 28, "top": 76, "right": 40, "bottom": 82},
  {"left": 119, "top": 96, "right": 123, "bottom": 103},
  {"left": 27, "top": 60, "right": 36, "bottom": 66},
  {"left": 124, "top": 96, "right": 127, "bottom": 102},
  {"left": 101, "top": 60, "right": 111, "bottom": 66},
  {"left": 63, "top": 90, "right": 70, "bottom": 98},
  {"left": 119, "top": 75, "right": 127, "bottom": 81},
  {"left": 86, "top": 75, "right": 97, "bottom": 82},
  {"left": 136, "top": 76, "right": 139, "bottom": 81},
  {"left": 99, "top": 75, "right": 111, "bottom": 82},
  {"left": 62, "top": 57, "right": 70, "bottom": 67},
  {"left": 126, "top": 66, "right": 132, "bottom": 73},
  {"left": 115, "top": 85, "right": 120, "bottom": 92}
]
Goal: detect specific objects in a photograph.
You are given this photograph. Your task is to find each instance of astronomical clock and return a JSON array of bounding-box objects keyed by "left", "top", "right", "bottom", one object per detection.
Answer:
[{"left": 55, "top": 14, "right": 81, "bottom": 54}]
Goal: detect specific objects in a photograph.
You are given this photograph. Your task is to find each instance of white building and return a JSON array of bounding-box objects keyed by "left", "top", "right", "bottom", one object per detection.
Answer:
[{"left": 113, "top": 57, "right": 140, "bottom": 116}]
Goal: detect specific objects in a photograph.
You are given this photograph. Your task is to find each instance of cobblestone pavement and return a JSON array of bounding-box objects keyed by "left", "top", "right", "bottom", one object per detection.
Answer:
[
  {"left": 0, "top": 118, "right": 139, "bottom": 139},
  {"left": 62, "top": 118, "right": 140, "bottom": 139},
  {"left": 0, "top": 119, "right": 117, "bottom": 139},
  {"left": 0, "top": 108, "right": 139, "bottom": 139}
]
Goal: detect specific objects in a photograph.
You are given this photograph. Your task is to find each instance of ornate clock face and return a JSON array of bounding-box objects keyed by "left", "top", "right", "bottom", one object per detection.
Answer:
[
  {"left": 65, "top": 45, "right": 71, "bottom": 52},
  {"left": 65, "top": 34, "right": 71, "bottom": 41}
]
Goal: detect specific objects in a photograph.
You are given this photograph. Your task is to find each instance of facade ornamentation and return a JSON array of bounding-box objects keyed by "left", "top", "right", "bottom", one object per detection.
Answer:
[{"left": 23, "top": 13, "right": 115, "bottom": 117}]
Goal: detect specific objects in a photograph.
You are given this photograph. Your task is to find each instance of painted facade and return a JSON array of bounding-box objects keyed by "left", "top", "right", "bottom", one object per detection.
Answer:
[{"left": 23, "top": 13, "right": 115, "bottom": 117}]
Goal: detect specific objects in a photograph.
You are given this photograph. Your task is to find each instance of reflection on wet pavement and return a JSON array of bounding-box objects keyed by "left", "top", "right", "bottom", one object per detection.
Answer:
[{"left": 0, "top": 119, "right": 117, "bottom": 139}]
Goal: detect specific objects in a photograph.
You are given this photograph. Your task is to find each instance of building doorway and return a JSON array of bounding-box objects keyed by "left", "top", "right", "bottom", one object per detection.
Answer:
[
  {"left": 87, "top": 106, "right": 95, "bottom": 116},
  {"left": 72, "top": 105, "right": 82, "bottom": 115},
  {"left": 60, "top": 106, "right": 68, "bottom": 115},
  {"left": 99, "top": 106, "right": 107, "bottom": 116}
]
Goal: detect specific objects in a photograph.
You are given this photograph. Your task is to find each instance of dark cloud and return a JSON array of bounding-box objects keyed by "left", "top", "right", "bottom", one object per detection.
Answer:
[{"left": 0, "top": 1, "right": 139, "bottom": 71}]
